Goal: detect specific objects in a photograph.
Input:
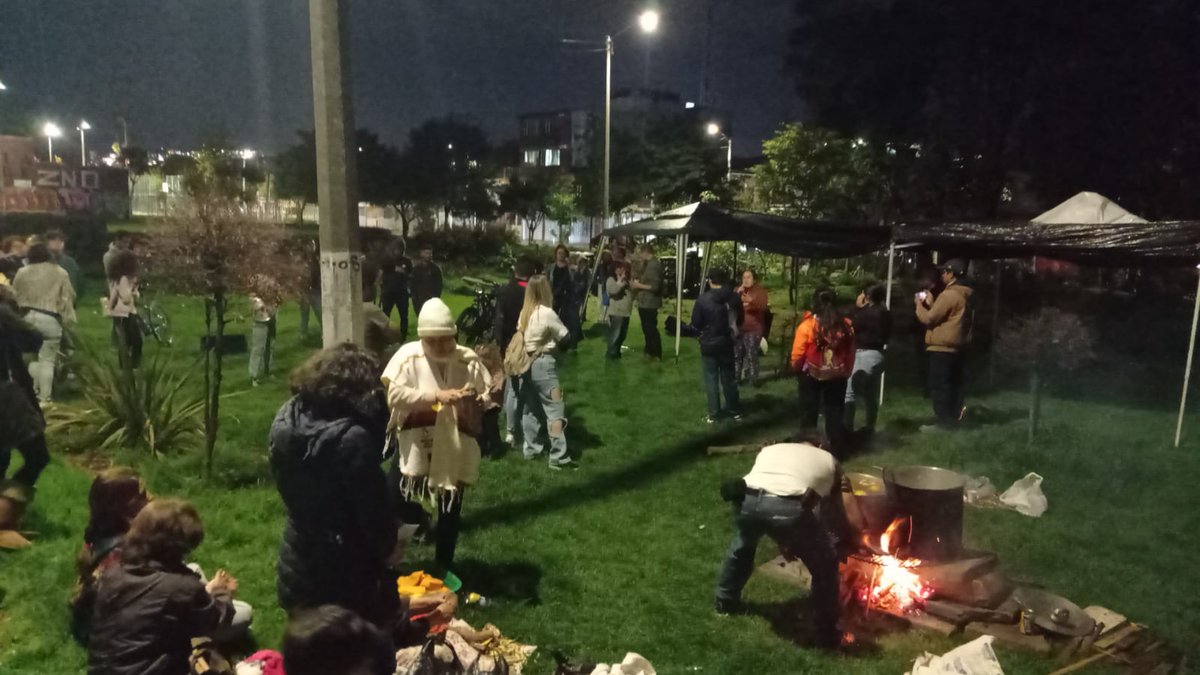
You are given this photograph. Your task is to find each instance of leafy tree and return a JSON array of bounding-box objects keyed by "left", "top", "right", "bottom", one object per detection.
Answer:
[
  {"left": 788, "top": 0, "right": 1200, "bottom": 219},
  {"left": 740, "top": 123, "right": 881, "bottom": 219},
  {"left": 543, "top": 173, "right": 579, "bottom": 242},
  {"left": 145, "top": 148, "right": 306, "bottom": 476},
  {"left": 500, "top": 176, "right": 550, "bottom": 241},
  {"left": 399, "top": 116, "right": 494, "bottom": 227},
  {"left": 273, "top": 131, "right": 318, "bottom": 224}
]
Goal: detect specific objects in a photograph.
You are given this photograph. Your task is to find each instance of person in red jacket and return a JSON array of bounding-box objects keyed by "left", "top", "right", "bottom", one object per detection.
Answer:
[
  {"left": 735, "top": 269, "right": 770, "bottom": 385},
  {"left": 790, "top": 288, "right": 855, "bottom": 457}
]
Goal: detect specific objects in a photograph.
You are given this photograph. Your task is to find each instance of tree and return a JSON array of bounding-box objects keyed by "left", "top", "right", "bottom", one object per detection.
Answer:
[
  {"left": 996, "top": 308, "right": 1097, "bottom": 441},
  {"left": 578, "top": 115, "right": 726, "bottom": 218},
  {"left": 273, "top": 131, "right": 318, "bottom": 224},
  {"left": 145, "top": 148, "right": 305, "bottom": 476},
  {"left": 543, "top": 173, "right": 579, "bottom": 243},
  {"left": 500, "top": 176, "right": 550, "bottom": 241},
  {"left": 740, "top": 123, "right": 881, "bottom": 219},
  {"left": 399, "top": 116, "right": 494, "bottom": 227},
  {"left": 788, "top": 0, "right": 1200, "bottom": 219}
]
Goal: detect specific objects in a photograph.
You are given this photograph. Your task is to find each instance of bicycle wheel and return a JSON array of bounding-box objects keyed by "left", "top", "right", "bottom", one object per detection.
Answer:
[
  {"left": 144, "top": 302, "right": 173, "bottom": 346},
  {"left": 456, "top": 305, "right": 485, "bottom": 344}
]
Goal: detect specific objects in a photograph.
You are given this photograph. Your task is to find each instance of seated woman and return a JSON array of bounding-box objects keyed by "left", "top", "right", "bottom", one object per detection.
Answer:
[
  {"left": 88, "top": 499, "right": 242, "bottom": 675},
  {"left": 69, "top": 470, "right": 253, "bottom": 646},
  {"left": 69, "top": 468, "right": 150, "bottom": 642}
]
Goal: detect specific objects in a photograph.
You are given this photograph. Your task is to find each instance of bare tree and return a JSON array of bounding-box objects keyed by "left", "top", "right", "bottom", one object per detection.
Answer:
[{"left": 145, "top": 149, "right": 306, "bottom": 475}]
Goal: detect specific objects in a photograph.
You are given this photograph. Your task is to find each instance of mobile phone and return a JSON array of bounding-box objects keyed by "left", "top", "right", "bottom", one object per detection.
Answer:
[{"left": 917, "top": 291, "right": 928, "bottom": 301}]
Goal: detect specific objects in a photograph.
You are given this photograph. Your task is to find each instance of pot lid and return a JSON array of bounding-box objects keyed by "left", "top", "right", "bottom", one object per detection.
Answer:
[{"left": 1012, "top": 587, "right": 1095, "bottom": 637}]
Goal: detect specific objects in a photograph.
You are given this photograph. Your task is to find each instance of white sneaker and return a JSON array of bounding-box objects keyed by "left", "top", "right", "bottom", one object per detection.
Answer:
[{"left": 504, "top": 432, "right": 515, "bottom": 445}]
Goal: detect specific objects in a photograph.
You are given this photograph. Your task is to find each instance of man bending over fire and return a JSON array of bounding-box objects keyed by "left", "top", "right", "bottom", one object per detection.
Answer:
[{"left": 714, "top": 431, "right": 860, "bottom": 649}]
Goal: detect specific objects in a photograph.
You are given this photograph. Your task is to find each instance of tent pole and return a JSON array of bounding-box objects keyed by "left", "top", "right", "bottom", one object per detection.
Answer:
[
  {"left": 1174, "top": 270, "right": 1200, "bottom": 448},
  {"left": 675, "top": 234, "right": 687, "bottom": 359},
  {"left": 989, "top": 261, "right": 1002, "bottom": 388},
  {"left": 583, "top": 235, "right": 609, "bottom": 326},
  {"left": 879, "top": 241, "right": 896, "bottom": 408},
  {"left": 700, "top": 241, "right": 713, "bottom": 291}
]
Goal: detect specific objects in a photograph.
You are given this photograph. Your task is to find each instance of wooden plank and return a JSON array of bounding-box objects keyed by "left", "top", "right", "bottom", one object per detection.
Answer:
[
  {"left": 1083, "top": 605, "right": 1127, "bottom": 636},
  {"left": 1047, "top": 653, "right": 1109, "bottom": 675},
  {"left": 1095, "top": 623, "right": 1142, "bottom": 651},
  {"left": 907, "top": 610, "right": 958, "bottom": 636}
]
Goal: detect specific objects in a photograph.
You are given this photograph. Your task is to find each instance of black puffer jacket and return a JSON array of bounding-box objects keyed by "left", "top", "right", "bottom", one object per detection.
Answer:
[
  {"left": 87, "top": 561, "right": 233, "bottom": 675},
  {"left": 269, "top": 397, "right": 397, "bottom": 623},
  {"left": 691, "top": 286, "right": 744, "bottom": 356}
]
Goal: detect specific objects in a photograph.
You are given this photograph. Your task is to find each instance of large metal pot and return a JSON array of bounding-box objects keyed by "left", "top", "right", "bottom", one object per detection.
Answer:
[{"left": 883, "top": 465, "right": 965, "bottom": 561}]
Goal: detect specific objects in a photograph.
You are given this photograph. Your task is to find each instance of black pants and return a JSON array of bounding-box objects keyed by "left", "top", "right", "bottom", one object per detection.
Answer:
[
  {"left": 380, "top": 291, "right": 410, "bottom": 340},
  {"left": 927, "top": 351, "right": 965, "bottom": 427},
  {"left": 638, "top": 307, "right": 661, "bottom": 358},
  {"left": 0, "top": 432, "right": 49, "bottom": 487},
  {"left": 113, "top": 316, "right": 143, "bottom": 370},
  {"left": 797, "top": 376, "right": 848, "bottom": 457},
  {"left": 434, "top": 492, "right": 464, "bottom": 570}
]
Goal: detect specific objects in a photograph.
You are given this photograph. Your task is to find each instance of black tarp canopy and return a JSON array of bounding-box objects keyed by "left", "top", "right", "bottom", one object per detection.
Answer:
[
  {"left": 894, "top": 219, "right": 1200, "bottom": 267},
  {"left": 598, "top": 202, "right": 891, "bottom": 259}
]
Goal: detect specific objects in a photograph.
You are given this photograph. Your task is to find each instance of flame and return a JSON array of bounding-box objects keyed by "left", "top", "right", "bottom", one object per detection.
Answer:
[{"left": 852, "top": 517, "right": 933, "bottom": 613}]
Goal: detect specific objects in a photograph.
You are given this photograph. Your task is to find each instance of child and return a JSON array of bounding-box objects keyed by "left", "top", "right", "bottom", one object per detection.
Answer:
[{"left": 248, "top": 275, "right": 281, "bottom": 386}]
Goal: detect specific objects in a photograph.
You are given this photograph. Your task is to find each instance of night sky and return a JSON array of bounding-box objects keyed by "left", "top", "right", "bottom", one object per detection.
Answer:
[{"left": 0, "top": 0, "right": 799, "bottom": 157}]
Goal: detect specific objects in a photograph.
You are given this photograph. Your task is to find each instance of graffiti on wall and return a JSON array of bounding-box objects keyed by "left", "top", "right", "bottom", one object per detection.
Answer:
[{"left": 0, "top": 165, "right": 130, "bottom": 218}]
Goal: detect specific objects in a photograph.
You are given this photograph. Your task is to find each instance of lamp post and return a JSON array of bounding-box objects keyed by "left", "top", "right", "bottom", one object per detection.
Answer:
[
  {"left": 78, "top": 120, "right": 91, "bottom": 166},
  {"left": 43, "top": 122, "right": 63, "bottom": 162},
  {"left": 600, "top": 9, "right": 659, "bottom": 234},
  {"left": 240, "top": 148, "right": 256, "bottom": 192},
  {"left": 706, "top": 122, "right": 732, "bottom": 182},
  {"left": 0, "top": 80, "right": 7, "bottom": 90}
]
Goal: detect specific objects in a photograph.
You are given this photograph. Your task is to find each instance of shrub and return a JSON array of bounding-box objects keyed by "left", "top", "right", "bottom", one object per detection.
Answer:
[{"left": 45, "top": 345, "right": 204, "bottom": 457}]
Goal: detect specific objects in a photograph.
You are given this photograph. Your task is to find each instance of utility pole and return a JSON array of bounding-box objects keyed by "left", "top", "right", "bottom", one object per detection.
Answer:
[
  {"left": 309, "top": 0, "right": 364, "bottom": 346},
  {"left": 603, "top": 34, "right": 612, "bottom": 233}
]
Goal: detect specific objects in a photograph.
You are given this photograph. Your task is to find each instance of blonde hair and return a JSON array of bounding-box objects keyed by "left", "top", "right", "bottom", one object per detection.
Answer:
[{"left": 518, "top": 274, "right": 553, "bottom": 332}]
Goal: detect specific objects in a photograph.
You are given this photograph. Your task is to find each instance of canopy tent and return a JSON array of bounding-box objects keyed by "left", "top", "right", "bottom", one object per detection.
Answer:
[
  {"left": 892, "top": 192, "right": 1200, "bottom": 447},
  {"left": 594, "top": 202, "right": 892, "bottom": 357},
  {"left": 894, "top": 192, "right": 1200, "bottom": 266}
]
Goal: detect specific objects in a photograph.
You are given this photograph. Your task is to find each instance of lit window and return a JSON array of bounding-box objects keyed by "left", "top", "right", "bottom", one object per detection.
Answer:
[
  {"left": 523, "top": 149, "right": 540, "bottom": 166},
  {"left": 544, "top": 148, "right": 561, "bottom": 166}
]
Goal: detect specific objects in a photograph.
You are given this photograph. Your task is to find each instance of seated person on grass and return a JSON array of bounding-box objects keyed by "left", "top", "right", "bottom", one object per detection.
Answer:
[
  {"left": 284, "top": 605, "right": 395, "bottom": 675},
  {"left": 88, "top": 499, "right": 247, "bottom": 675}
]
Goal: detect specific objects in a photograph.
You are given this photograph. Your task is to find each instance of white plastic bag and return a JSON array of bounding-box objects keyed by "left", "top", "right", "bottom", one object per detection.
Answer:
[
  {"left": 963, "top": 476, "right": 996, "bottom": 505},
  {"left": 998, "top": 472, "right": 1048, "bottom": 517},
  {"left": 908, "top": 635, "right": 1005, "bottom": 675},
  {"left": 590, "top": 653, "right": 656, "bottom": 675}
]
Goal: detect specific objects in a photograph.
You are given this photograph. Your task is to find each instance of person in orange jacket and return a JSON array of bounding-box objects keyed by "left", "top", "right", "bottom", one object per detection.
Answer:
[{"left": 790, "top": 288, "right": 855, "bottom": 457}]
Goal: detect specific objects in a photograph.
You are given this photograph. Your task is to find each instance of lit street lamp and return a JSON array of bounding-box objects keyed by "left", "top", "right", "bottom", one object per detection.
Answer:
[
  {"left": 706, "top": 122, "right": 732, "bottom": 182},
  {"left": 240, "top": 148, "right": 256, "bottom": 192},
  {"left": 0, "top": 80, "right": 7, "bottom": 91},
  {"left": 78, "top": 120, "right": 92, "bottom": 166},
  {"left": 603, "top": 10, "right": 659, "bottom": 232},
  {"left": 43, "top": 122, "right": 63, "bottom": 162}
]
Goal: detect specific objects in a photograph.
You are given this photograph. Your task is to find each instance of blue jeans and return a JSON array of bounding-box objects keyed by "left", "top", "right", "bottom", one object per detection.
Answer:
[
  {"left": 701, "top": 352, "right": 740, "bottom": 417},
  {"left": 249, "top": 319, "right": 275, "bottom": 380},
  {"left": 520, "top": 355, "right": 569, "bottom": 465},
  {"left": 503, "top": 375, "right": 522, "bottom": 437},
  {"left": 606, "top": 315, "right": 630, "bottom": 358},
  {"left": 715, "top": 492, "right": 840, "bottom": 647},
  {"left": 845, "top": 349, "right": 885, "bottom": 431}
]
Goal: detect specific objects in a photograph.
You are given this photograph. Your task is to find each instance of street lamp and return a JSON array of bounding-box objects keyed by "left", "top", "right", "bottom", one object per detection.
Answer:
[
  {"left": 604, "top": 10, "right": 660, "bottom": 232},
  {"left": 638, "top": 9, "right": 660, "bottom": 34},
  {"left": 706, "top": 122, "right": 732, "bottom": 182},
  {"left": 240, "top": 148, "right": 256, "bottom": 192},
  {"left": 78, "top": 120, "right": 92, "bottom": 166},
  {"left": 43, "top": 122, "right": 63, "bottom": 162},
  {"left": 0, "top": 80, "right": 7, "bottom": 91}
]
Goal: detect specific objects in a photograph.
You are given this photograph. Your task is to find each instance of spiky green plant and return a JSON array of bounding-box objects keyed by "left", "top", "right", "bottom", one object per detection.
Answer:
[{"left": 46, "top": 347, "right": 204, "bottom": 457}]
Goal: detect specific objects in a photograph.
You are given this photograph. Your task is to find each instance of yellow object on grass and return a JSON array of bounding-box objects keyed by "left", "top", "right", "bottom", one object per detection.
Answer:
[{"left": 396, "top": 570, "right": 448, "bottom": 597}]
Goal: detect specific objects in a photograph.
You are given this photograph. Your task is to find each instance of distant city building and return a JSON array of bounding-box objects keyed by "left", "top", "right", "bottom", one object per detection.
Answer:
[{"left": 518, "top": 109, "right": 593, "bottom": 169}]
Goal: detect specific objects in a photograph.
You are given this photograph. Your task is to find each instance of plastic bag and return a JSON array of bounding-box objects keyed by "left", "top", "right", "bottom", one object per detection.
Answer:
[
  {"left": 908, "top": 635, "right": 1004, "bottom": 675},
  {"left": 998, "top": 472, "right": 1047, "bottom": 517},
  {"left": 590, "top": 653, "right": 656, "bottom": 675}
]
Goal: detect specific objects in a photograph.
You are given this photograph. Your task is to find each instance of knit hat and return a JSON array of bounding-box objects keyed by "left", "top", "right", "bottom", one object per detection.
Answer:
[{"left": 417, "top": 298, "right": 457, "bottom": 337}]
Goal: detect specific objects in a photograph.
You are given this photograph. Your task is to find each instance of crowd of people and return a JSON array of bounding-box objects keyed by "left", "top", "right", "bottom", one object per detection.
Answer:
[{"left": 0, "top": 226, "right": 980, "bottom": 672}]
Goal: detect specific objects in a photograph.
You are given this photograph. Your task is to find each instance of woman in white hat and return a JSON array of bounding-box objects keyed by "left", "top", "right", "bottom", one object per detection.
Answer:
[{"left": 382, "top": 298, "right": 492, "bottom": 571}]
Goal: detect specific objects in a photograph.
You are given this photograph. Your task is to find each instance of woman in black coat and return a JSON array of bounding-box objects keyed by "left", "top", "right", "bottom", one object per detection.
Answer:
[
  {"left": 269, "top": 344, "right": 399, "bottom": 626},
  {"left": 0, "top": 289, "right": 49, "bottom": 488}
]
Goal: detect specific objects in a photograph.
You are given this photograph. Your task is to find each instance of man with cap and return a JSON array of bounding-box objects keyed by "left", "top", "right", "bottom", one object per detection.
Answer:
[
  {"left": 382, "top": 298, "right": 492, "bottom": 572},
  {"left": 915, "top": 259, "right": 974, "bottom": 429}
]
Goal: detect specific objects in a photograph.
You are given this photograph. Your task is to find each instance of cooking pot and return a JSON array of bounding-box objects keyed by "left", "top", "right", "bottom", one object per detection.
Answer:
[
  {"left": 883, "top": 465, "right": 965, "bottom": 561},
  {"left": 846, "top": 471, "right": 894, "bottom": 535}
]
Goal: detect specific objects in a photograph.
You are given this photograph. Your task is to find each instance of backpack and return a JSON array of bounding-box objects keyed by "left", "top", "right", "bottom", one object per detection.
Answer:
[
  {"left": 503, "top": 329, "right": 537, "bottom": 377},
  {"left": 803, "top": 319, "right": 851, "bottom": 381}
]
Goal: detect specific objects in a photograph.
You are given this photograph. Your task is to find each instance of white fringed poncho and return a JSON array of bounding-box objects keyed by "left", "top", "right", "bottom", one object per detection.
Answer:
[{"left": 381, "top": 341, "right": 492, "bottom": 498}]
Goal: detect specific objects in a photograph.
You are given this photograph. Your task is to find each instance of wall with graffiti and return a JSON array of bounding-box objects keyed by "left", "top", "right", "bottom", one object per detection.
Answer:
[{"left": 0, "top": 163, "right": 130, "bottom": 219}]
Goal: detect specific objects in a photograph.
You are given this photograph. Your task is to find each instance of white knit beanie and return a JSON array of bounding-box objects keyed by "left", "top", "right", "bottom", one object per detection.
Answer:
[{"left": 417, "top": 298, "right": 457, "bottom": 337}]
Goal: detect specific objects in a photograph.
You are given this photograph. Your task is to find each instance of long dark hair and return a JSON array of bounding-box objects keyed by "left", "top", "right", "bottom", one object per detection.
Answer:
[
  {"left": 122, "top": 499, "right": 205, "bottom": 567},
  {"left": 84, "top": 467, "right": 149, "bottom": 544},
  {"left": 107, "top": 249, "right": 139, "bottom": 282},
  {"left": 289, "top": 344, "right": 384, "bottom": 420},
  {"left": 812, "top": 287, "right": 848, "bottom": 342}
]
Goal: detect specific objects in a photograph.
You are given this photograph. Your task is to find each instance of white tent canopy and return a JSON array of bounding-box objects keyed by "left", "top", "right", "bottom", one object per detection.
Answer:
[{"left": 1032, "top": 191, "right": 1147, "bottom": 225}]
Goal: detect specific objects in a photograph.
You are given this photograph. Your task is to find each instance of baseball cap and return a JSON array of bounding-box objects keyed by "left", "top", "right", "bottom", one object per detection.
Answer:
[{"left": 940, "top": 259, "right": 968, "bottom": 276}]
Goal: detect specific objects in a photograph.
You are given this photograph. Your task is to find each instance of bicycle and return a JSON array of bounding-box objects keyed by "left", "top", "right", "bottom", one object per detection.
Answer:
[
  {"left": 136, "top": 282, "right": 173, "bottom": 346},
  {"left": 455, "top": 276, "right": 498, "bottom": 345}
]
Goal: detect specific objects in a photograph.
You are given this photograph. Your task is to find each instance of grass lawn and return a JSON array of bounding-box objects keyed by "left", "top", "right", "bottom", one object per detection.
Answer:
[{"left": 2, "top": 278, "right": 1199, "bottom": 674}]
